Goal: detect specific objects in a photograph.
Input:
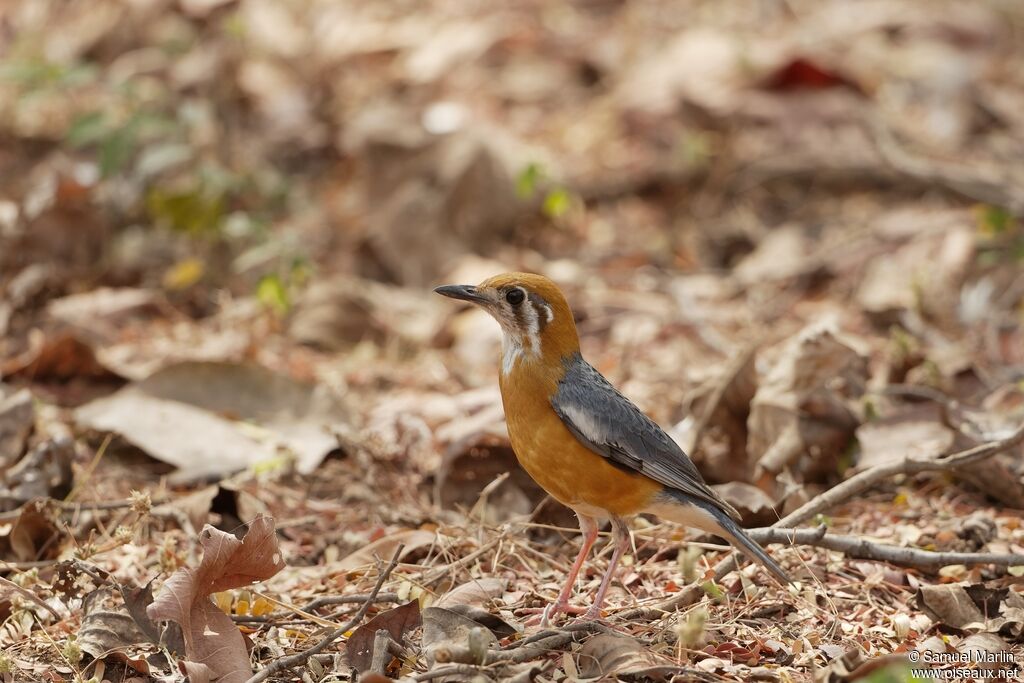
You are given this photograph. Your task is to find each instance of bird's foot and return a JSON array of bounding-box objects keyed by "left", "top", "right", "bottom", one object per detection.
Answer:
[{"left": 521, "top": 601, "right": 586, "bottom": 628}]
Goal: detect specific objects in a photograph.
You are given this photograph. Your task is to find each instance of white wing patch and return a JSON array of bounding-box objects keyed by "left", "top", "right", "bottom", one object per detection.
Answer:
[{"left": 558, "top": 402, "right": 608, "bottom": 444}]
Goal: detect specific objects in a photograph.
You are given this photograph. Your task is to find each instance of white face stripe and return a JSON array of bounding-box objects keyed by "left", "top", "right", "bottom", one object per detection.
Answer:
[{"left": 500, "top": 290, "right": 543, "bottom": 376}]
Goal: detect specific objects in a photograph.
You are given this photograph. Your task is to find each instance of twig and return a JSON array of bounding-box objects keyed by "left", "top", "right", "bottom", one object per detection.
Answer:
[
  {"left": 413, "top": 664, "right": 492, "bottom": 682},
  {"left": 245, "top": 545, "right": 404, "bottom": 683},
  {"left": 621, "top": 421, "right": 1024, "bottom": 619},
  {"left": 0, "top": 495, "right": 170, "bottom": 523},
  {"left": 0, "top": 576, "right": 61, "bottom": 619},
  {"left": 746, "top": 526, "right": 1024, "bottom": 570},
  {"left": 233, "top": 592, "right": 402, "bottom": 623},
  {"left": 775, "top": 421, "right": 1024, "bottom": 531}
]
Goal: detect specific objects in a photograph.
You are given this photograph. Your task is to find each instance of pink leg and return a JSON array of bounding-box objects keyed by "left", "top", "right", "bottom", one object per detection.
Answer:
[
  {"left": 583, "top": 519, "right": 631, "bottom": 621},
  {"left": 539, "top": 514, "right": 598, "bottom": 627}
]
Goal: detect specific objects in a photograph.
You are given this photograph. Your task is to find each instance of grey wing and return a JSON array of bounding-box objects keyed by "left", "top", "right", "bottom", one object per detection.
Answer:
[{"left": 551, "top": 356, "right": 739, "bottom": 520}]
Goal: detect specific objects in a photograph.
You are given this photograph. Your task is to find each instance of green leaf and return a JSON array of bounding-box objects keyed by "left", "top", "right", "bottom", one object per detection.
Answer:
[
  {"left": 516, "top": 162, "right": 544, "bottom": 199},
  {"left": 542, "top": 187, "right": 571, "bottom": 218},
  {"left": 146, "top": 186, "right": 225, "bottom": 234},
  {"left": 99, "top": 127, "right": 137, "bottom": 177},
  {"left": 978, "top": 205, "right": 1013, "bottom": 235},
  {"left": 66, "top": 112, "right": 108, "bottom": 148},
  {"left": 257, "top": 274, "right": 290, "bottom": 315}
]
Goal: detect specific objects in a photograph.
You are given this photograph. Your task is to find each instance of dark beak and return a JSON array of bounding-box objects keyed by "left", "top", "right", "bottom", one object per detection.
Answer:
[{"left": 434, "top": 284, "right": 486, "bottom": 304}]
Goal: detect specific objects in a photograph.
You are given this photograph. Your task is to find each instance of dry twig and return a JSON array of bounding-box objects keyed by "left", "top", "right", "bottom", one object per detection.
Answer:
[
  {"left": 747, "top": 526, "right": 1024, "bottom": 570},
  {"left": 245, "top": 545, "right": 404, "bottom": 683}
]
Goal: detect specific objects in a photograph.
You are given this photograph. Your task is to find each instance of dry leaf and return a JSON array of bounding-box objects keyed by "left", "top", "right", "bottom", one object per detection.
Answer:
[
  {"left": 0, "top": 437, "right": 74, "bottom": 509},
  {"left": 346, "top": 600, "right": 422, "bottom": 673},
  {"left": 436, "top": 578, "right": 506, "bottom": 608},
  {"left": 749, "top": 325, "right": 867, "bottom": 483},
  {"left": 576, "top": 633, "right": 672, "bottom": 681},
  {"left": 147, "top": 515, "right": 286, "bottom": 683},
  {"left": 335, "top": 529, "right": 437, "bottom": 572},
  {"left": 420, "top": 605, "right": 498, "bottom": 666},
  {"left": 75, "top": 361, "right": 348, "bottom": 480},
  {"left": 79, "top": 588, "right": 148, "bottom": 660},
  {"left": 0, "top": 387, "right": 34, "bottom": 470},
  {"left": 854, "top": 406, "right": 955, "bottom": 471}
]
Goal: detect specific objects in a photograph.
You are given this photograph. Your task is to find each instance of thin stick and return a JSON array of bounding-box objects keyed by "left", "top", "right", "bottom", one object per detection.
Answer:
[
  {"left": 775, "top": 421, "right": 1024, "bottom": 530},
  {"left": 245, "top": 545, "right": 403, "bottom": 683},
  {"left": 621, "top": 421, "right": 1024, "bottom": 619},
  {"left": 0, "top": 576, "right": 61, "bottom": 619},
  {"left": 746, "top": 526, "right": 1024, "bottom": 570}
]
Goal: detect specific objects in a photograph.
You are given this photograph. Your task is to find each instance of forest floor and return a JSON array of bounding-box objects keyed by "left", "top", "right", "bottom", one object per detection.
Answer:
[{"left": 1, "top": 0, "right": 1024, "bottom": 681}]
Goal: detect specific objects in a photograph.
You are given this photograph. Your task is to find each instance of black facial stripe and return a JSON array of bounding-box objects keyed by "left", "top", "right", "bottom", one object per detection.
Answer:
[{"left": 528, "top": 292, "right": 550, "bottom": 331}]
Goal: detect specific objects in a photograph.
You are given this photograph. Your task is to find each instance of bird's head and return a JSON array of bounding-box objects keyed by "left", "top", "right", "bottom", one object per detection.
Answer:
[{"left": 435, "top": 272, "right": 580, "bottom": 373}]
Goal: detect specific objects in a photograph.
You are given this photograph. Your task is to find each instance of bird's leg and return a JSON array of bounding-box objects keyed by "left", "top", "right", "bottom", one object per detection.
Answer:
[
  {"left": 538, "top": 514, "right": 598, "bottom": 627},
  {"left": 582, "top": 518, "right": 631, "bottom": 621}
]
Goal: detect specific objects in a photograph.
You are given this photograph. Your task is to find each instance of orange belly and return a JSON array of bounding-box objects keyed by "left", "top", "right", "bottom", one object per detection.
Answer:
[{"left": 500, "top": 363, "right": 662, "bottom": 518}]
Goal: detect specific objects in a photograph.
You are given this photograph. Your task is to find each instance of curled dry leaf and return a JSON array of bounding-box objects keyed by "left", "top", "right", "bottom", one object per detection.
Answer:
[
  {"left": 0, "top": 330, "right": 121, "bottom": 382},
  {"left": 146, "top": 514, "right": 286, "bottom": 683},
  {"left": 748, "top": 325, "right": 867, "bottom": 484},
  {"left": 79, "top": 587, "right": 148, "bottom": 661},
  {"left": 347, "top": 600, "right": 422, "bottom": 673},
  {"left": 3, "top": 498, "right": 60, "bottom": 562},
  {"left": 0, "top": 387, "right": 34, "bottom": 470},
  {"left": 854, "top": 405, "right": 955, "bottom": 471},
  {"left": 436, "top": 577, "right": 506, "bottom": 608},
  {"left": 335, "top": 529, "right": 437, "bottom": 572},
  {"left": 711, "top": 481, "right": 778, "bottom": 527},
  {"left": 576, "top": 633, "right": 673, "bottom": 681},
  {"left": 916, "top": 583, "right": 1024, "bottom": 635},
  {"left": 420, "top": 605, "right": 498, "bottom": 666},
  {"left": 0, "top": 437, "right": 74, "bottom": 509}
]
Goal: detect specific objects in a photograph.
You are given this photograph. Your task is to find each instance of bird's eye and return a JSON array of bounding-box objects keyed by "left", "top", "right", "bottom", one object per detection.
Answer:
[{"left": 505, "top": 288, "right": 525, "bottom": 306}]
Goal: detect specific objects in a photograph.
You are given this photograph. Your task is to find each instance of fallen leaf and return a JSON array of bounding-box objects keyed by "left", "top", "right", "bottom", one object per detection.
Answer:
[
  {"left": 347, "top": 600, "right": 422, "bottom": 673},
  {"left": 1, "top": 330, "right": 121, "bottom": 382},
  {"left": 0, "top": 437, "right": 74, "bottom": 509},
  {"left": 420, "top": 606, "right": 498, "bottom": 666},
  {"left": 120, "top": 580, "right": 186, "bottom": 655},
  {"left": 749, "top": 325, "right": 867, "bottom": 484},
  {"left": 711, "top": 482, "right": 778, "bottom": 527},
  {"left": 854, "top": 406, "right": 955, "bottom": 471},
  {"left": 576, "top": 633, "right": 672, "bottom": 680},
  {"left": 79, "top": 588, "right": 148, "bottom": 659},
  {"left": 0, "top": 387, "right": 34, "bottom": 470},
  {"left": 75, "top": 361, "right": 348, "bottom": 480},
  {"left": 436, "top": 578, "right": 506, "bottom": 608},
  {"left": 335, "top": 529, "right": 437, "bottom": 572},
  {"left": 3, "top": 498, "right": 60, "bottom": 561},
  {"left": 147, "top": 515, "right": 286, "bottom": 683},
  {"left": 916, "top": 583, "right": 1024, "bottom": 634}
]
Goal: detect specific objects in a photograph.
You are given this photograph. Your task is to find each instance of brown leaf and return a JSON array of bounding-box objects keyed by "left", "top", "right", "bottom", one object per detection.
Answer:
[
  {"left": 3, "top": 498, "right": 60, "bottom": 561},
  {"left": 576, "top": 633, "right": 672, "bottom": 681},
  {"left": 748, "top": 325, "right": 866, "bottom": 483},
  {"left": 0, "top": 437, "right": 74, "bottom": 510},
  {"left": 120, "top": 580, "right": 186, "bottom": 655},
  {"left": 436, "top": 578, "right": 506, "bottom": 608},
  {"left": 711, "top": 482, "right": 778, "bottom": 527},
  {"left": 79, "top": 588, "right": 147, "bottom": 659},
  {"left": 347, "top": 600, "right": 422, "bottom": 673},
  {"left": 146, "top": 515, "right": 286, "bottom": 683},
  {"left": 335, "top": 529, "right": 436, "bottom": 572},
  {"left": 420, "top": 606, "right": 498, "bottom": 666},
  {"left": 915, "top": 583, "right": 1023, "bottom": 634},
  {"left": 75, "top": 361, "right": 349, "bottom": 481},
  {"left": 0, "top": 387, "right": 34, "bottom": 470},
  {"left": 1, "top": 330, "right": 121, "bottom": 382},
  {"left": 854, "top": 406, "right": 955, "bottom": 471}
]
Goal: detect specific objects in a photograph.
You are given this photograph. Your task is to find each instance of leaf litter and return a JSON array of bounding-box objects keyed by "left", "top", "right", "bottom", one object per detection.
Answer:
[{"left": 1, "top": 0, "right": 1024, "bottom": 681}]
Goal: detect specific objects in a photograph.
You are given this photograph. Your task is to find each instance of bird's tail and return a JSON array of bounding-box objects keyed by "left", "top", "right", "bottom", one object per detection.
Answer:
[{"left": 656, "top": 490, "right": 792, "bottom": 586}]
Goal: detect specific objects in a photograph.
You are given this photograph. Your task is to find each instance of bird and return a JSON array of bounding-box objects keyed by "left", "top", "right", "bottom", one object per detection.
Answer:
[{"left": 435, "top": 272, "right": 791, "bottom": 624}]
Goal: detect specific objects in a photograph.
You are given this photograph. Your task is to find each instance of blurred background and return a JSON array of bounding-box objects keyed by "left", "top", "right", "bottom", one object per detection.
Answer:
[{"left": 2, "top": 0, "right": 1024, "bottom": 677}]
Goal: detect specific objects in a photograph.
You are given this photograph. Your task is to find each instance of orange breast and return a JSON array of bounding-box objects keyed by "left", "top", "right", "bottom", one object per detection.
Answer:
[{"left": 499, "top": 359, "right": 662, "bottom": 518}]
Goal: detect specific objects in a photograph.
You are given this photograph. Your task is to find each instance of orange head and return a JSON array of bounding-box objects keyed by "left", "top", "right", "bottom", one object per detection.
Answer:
[{"left": 435, "top": 272, "right": 580, "bottom": 373}]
